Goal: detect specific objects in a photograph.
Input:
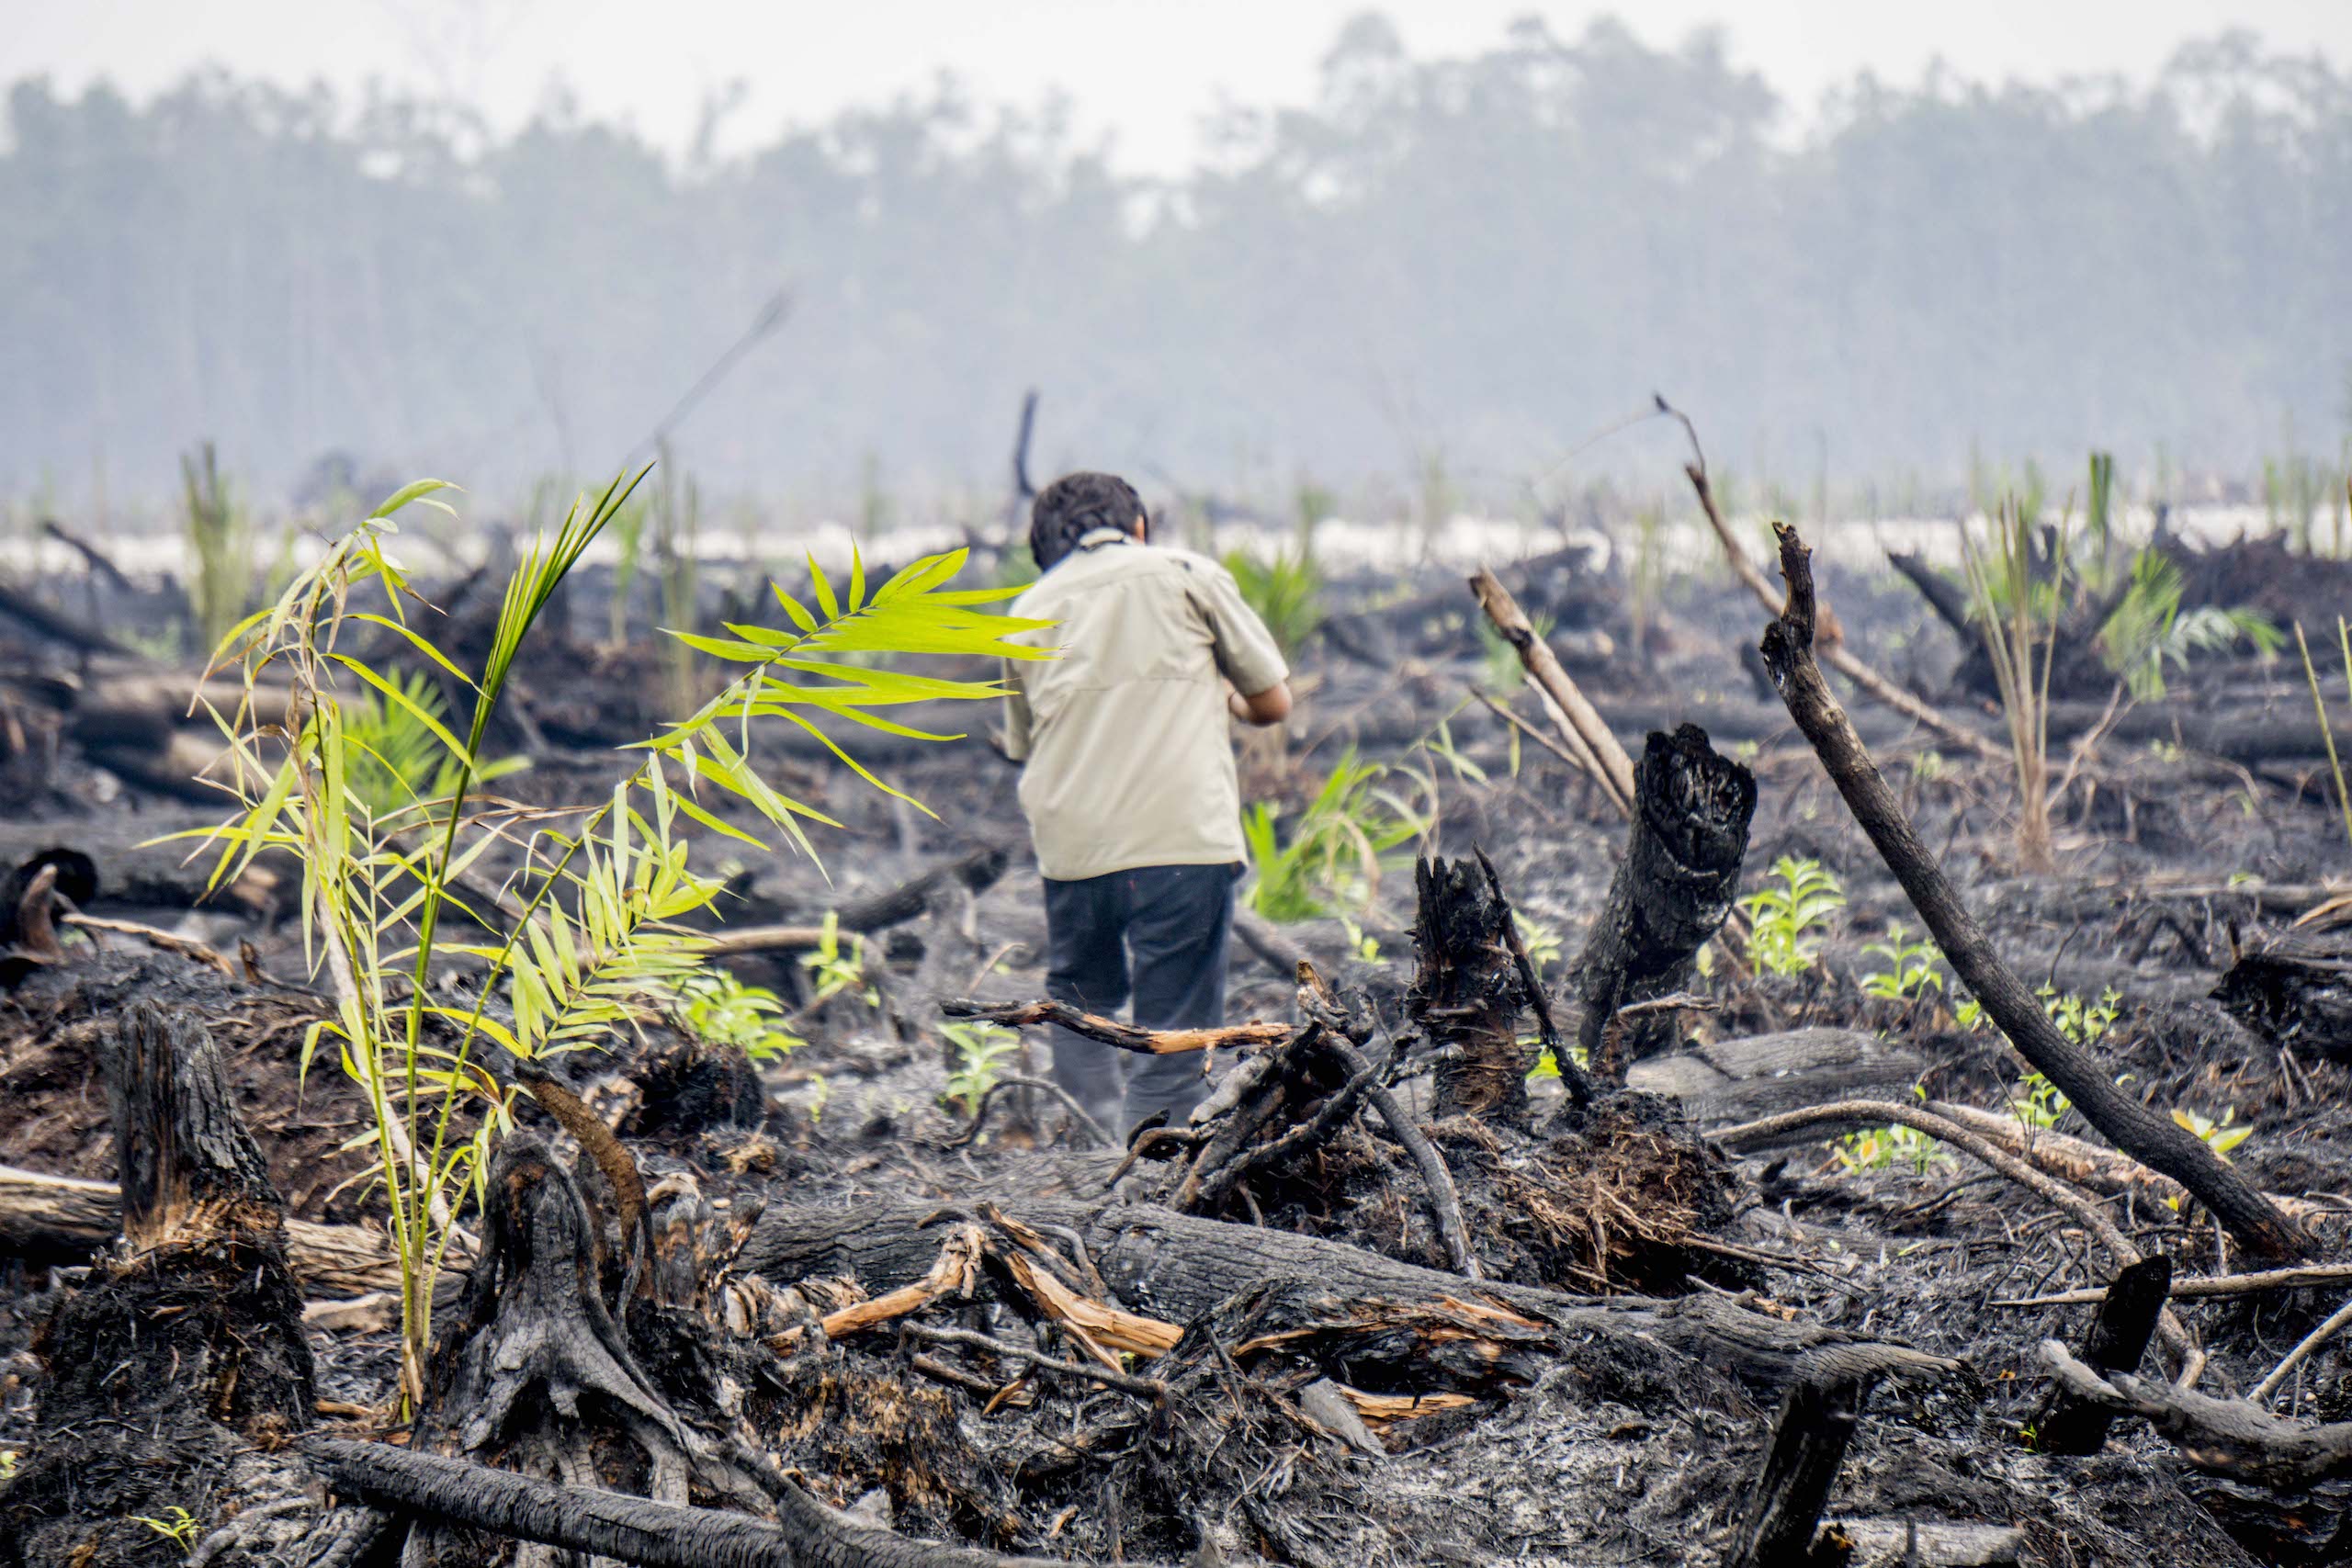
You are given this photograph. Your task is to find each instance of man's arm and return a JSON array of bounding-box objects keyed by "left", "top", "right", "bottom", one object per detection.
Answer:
[
  {"left": 1195, "top": 559, "right": 1293, "bottom": 728},
  {"left": 1228, "top": 681, "right": 1292, "bottom": 726}
]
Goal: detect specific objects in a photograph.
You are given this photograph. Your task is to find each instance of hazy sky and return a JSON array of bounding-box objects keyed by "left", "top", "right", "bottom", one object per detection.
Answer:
[{"left": 10, "top": 0, "right": 2352, "bottom": 173}]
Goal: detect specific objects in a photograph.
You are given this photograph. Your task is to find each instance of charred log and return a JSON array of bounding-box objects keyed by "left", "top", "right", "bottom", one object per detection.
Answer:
[{"left": 1573, "top": 725, "right": 1755, "bottom": 1078}]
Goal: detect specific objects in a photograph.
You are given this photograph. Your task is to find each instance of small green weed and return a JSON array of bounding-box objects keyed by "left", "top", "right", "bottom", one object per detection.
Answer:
[
  {"left": 2172, "top": 1105, "right": 2253, "bottom": 1160},
  {"left": 941, "top": 1021, "right": 1020, "bottom": 1117},
  {"left": 1242, "top": 750, "right": 1425, "bottom": 922},
  {"left": 799, "top": 912, "right": 876, "bottom": 1009},
  {"left": 1223, "top": 543, "right": 1324, "bottom": 661},
  {"left": 133, "top": 1506, "right": 201, "bottom": 1555},
  {"left": 1860, "top": 922, "right": 1944, "bottom": 1001},
  {"left": 680, "top": 970, "right": 803, "bottom": 1063},
  {"left": 1739, "top": 856, "right": 1845, "bottom": 976}
]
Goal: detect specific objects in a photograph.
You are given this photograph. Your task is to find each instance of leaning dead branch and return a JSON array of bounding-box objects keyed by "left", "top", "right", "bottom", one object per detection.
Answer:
[
  {"left": 1662, "top": 398, "right": 2007, "bottom": 767},
  {"left": 1468, "top": 565, "right": 1637, "bottom": 814},
  {"left": 942, "top": 997, "right": 1293, "bottom": 1055},
  {"left": 1756, "top": 521, "right": 2312, "bottom": 1265}
]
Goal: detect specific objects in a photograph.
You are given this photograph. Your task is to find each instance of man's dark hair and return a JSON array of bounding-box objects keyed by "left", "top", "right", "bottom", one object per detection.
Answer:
[{"left": 1030, "top": 471, "right": 1144, "bottom": 571}]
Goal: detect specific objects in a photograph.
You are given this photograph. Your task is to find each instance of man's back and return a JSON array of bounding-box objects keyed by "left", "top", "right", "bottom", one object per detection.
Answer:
[{"left": 1005, "top": 532, "right": 1286, "bottom": 882}]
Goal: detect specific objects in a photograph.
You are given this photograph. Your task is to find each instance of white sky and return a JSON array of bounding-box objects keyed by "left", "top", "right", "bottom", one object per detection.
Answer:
[{"left": 7, "top": 0, "right": 2351, "bottom": 173}]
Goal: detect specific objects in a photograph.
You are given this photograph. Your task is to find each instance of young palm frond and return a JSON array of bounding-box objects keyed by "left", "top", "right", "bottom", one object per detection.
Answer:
[
  {"left": 1962, "top": 497, "right": 2062, "bottom": 874},
  {"left": 177, "top": 466, "right": 1048, "bottom": 1411}
]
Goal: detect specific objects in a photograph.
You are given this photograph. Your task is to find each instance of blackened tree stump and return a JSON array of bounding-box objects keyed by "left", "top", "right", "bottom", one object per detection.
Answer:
[
  {"left": 3, "top": 1003, "right": 315, "bottom": 1568},
  {"left": 1574, "top": 725, "right": 1755, "bottom": 1078},
  {"left": 1412, "top": 853, "right": 1535, "bottom": 1121}
]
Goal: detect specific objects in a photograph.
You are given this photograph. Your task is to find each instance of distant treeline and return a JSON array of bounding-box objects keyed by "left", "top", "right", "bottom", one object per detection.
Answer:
[{"left": 3, "top": 16, "right": 2348, "bottom": 501}]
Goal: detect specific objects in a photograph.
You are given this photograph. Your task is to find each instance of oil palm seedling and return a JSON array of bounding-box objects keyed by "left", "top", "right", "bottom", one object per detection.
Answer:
[{"left": 183, "top": 468, "right": 1047, "bottom": 1408}]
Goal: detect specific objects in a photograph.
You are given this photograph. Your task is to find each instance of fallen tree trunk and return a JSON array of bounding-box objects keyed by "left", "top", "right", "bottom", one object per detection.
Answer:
[
  {"left": 1573, "top": 724, "right": 1754, "bottom": 1077},
  {"left": 736, "top": 1198, "right": 1962, "bottom": 1391},
  {"left": 0, "top": 1163, "right": 404, "bottom": 1292},
  {"left": 1756, "top": 522, "right": 2311, "bottom": 1265}
]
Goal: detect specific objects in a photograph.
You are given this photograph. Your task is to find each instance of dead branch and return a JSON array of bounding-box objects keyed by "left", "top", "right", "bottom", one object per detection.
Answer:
[
  {"left": 948, "top": 1076, "right": 1114, "bottom": 1148},
  {"left": 941, "top": 997, "right": 1294, "bottom": 1055},
  {"left": 1664, "top": 399, "right": 2007, "bottom": 767},
  {"left": 1468, "top": 566, "right": 1636, "bottom": 814},
  {"left": 2251, "top": 1293, "right": 2352, "bottom": 1406},
  {"left": 1755, "top": 521, "right": 2311, "bottom": 1265},
  {"left": 1710, "top": 1097, "right": 2188, "bottom": 1356},
  {"left": 303, "top": 1436, "right": 1070, "bottom": 1568},
  {"left": 2038, "top": 1338, "right": 2352, "bottom": 1490},
  {"left": 1995, "top": 1262, "right": 2352, "bottom": 1308}
]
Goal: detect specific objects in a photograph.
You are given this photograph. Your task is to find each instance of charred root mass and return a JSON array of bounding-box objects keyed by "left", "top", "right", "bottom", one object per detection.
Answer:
[
  {"left": 1575, "top": 725, "right": 1755, "bottom": 1078},
  {"left": 4, "top": 1004, "right": 315, "bottom": 1568}
]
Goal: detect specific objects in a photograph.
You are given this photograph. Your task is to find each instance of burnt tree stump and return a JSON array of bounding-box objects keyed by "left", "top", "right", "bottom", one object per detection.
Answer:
[
  {"left": 1575, "top": 725, "right": 1755, "bottom": 1079},
  {"left": 3, "top": 1003, "right": 315, "bottom": 1568},
  {"left": 1725, "top": 1374, "right": 1877, "bottom": 1568},
  {"left": 2033, "top": 1254, "right": 2174, "bottom": 1456},
  {"left": 1412, "top": 853, "right": 1534, "bottom": 1122}
]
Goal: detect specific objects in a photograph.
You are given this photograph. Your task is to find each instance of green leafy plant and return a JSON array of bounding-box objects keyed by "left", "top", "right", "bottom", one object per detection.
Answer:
[
  {"left": 1223, "top": 542, "right": 1324, "bottom": 661},
  {"left": 1962, "top": 497, "right": 2062, "bottom": 873},
  {"left": 2098, "top": 547, "right": 2281, "bottom": 701},
  {"left": 187, "top": 470, "right": 1046, "bottom": 1409},
  {"left": 343, "top": 667, "right": 529, "bottom": 817},
  {"left": 1860, "top": 922, "right": 1944, "bottom": 1001},
  {"left": 2010, "top": 1071, "right": 2071, "bottom": 1130},
  {"left": 2172, "top": 1105, "right": 2253, "bottom": 1160},
  {"left": 132, "top": 1506, "right": 200, "bottom": 1555},
  {"left": 680, "top": 970, "right": 802, "bottom": 1063},
  {"left": 1241, "top": 750, "right": 1427, "bottom": 922},
  {"left": 1739, "top": 856, "right": 1845, "bottom": 976},
  {"left": 2041, "top": 983, "right": 2120, "bottom": 1046},
  {"left": 798, "top": 911, "right": 876, "bottom": 1009},
  {"left": 1833, "top": 1085, "right": 1950, "bottom": 1175},
  {"left": 2294, "top": 618, "right": 2352, "bottom": 860},
  {"left": 941, "top": 1021, "right": 1020, "bottom": 1117},
  {"left": 182, "top": 441, "right": 262, "bottom": 656}
]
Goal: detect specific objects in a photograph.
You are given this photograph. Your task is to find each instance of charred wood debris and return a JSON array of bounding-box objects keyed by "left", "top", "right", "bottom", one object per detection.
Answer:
[{"left": 3, "top": 475, "right": 2352, "bottom": 1568}]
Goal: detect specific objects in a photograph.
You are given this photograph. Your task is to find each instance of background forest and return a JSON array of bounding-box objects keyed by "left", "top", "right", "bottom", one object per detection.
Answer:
[{"left": 2, "top": 13, "right": 2348, "bottom": 502}]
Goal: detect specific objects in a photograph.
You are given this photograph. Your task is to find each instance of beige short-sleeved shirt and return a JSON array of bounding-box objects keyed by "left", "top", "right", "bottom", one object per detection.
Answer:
[{"left": 1003, "top": 530, "right": 1289, "bottom": 883}]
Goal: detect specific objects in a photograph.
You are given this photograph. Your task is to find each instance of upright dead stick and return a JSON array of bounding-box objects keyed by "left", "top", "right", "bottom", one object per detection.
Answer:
[
  {"left": 1755, "top": 523, "right": 2311, "bottom": 1266},
  {"left": 1468, "top": 567, "right": 1636, "bottom": 815},
  {"left": 1664, "top": 401, "right": 2006, "bottom": 768}
]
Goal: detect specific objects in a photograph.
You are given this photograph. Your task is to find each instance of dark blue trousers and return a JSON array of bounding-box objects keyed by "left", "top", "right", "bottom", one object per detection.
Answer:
[{"left": 1042, "top": 862, "right": 1238, "bottom": 1136}]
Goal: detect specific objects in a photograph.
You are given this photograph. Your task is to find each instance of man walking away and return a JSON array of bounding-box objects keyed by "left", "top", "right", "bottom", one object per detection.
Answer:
[{"left": 1002, "top": 472, "right": 1293, "bottom": 1137}]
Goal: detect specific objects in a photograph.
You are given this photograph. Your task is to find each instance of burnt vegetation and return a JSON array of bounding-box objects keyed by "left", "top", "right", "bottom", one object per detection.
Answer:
[{"left": 1, "top": 424, "right": 2351, "bottom": 1568}]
